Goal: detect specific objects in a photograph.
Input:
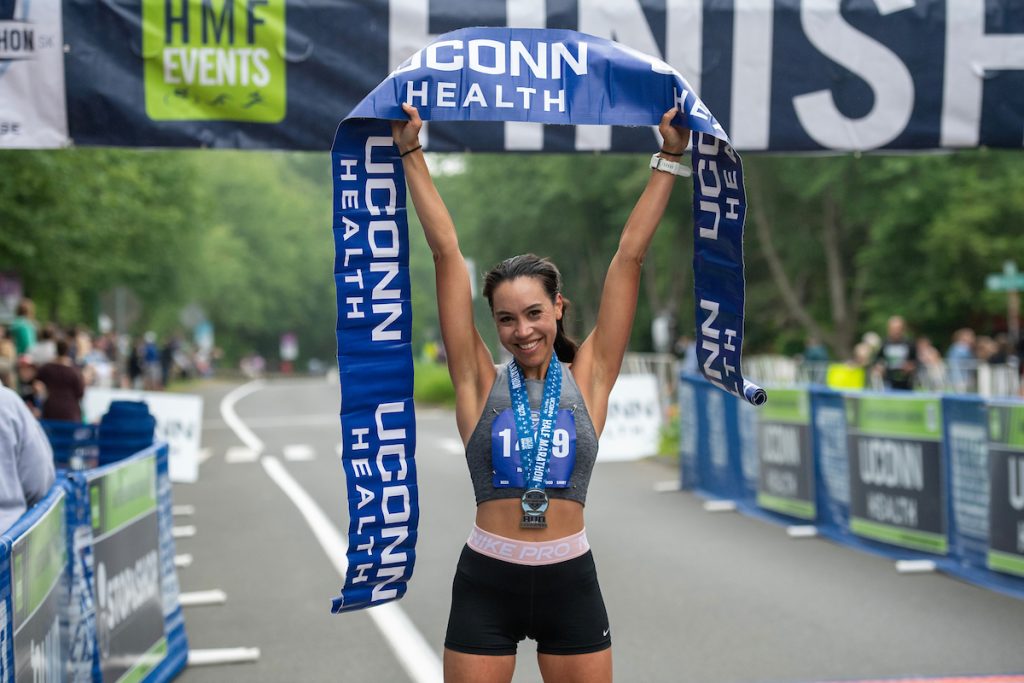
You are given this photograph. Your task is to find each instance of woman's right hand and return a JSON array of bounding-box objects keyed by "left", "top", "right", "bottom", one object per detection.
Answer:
[{"left": 391, "top": 103, "right": 423, "bottom": 154}]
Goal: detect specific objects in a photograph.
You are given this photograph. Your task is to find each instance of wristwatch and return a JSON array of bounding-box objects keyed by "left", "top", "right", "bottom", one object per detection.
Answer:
[{"left": 650, "top": 152, "right": 691, "bottom": 177}]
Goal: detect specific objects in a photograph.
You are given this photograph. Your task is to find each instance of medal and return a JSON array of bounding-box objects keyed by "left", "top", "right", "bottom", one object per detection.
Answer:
[
  {"left": 508, "top": 356, "right": 561, "bottom": 530},
  {"left": 521, "top": 488, "right": 549, "bottom": 529}
]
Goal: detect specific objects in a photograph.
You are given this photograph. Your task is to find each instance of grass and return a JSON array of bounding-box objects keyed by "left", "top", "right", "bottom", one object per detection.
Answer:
[{"left": 414, "top": 362, "right": 456, "bottom": 406}]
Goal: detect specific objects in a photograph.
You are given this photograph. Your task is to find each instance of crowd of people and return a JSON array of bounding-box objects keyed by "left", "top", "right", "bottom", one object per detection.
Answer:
[
  {"left": 800, "top": 315, "right": 1023, "bottom": 394},
  {"left": 0, "top": 298, "right": 208, "bottom": 421}
]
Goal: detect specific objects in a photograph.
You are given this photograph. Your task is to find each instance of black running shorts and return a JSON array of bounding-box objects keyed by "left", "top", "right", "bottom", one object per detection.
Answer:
[{"left": 444, "top": 545, "right": 612, "bottom": 656}]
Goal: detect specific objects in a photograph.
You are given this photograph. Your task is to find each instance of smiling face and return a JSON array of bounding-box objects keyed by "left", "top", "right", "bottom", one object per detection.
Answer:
[{"left": 490, "top": 276, "right": 563, "bottom": 379}]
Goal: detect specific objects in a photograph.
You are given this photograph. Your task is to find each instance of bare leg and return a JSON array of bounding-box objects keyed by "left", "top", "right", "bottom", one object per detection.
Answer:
[
  {"left": 537, "top": 649, "right": 613, "bottom": 683},
  {"left": 443, "top": 649, "right": 516, "bottom": 683}
]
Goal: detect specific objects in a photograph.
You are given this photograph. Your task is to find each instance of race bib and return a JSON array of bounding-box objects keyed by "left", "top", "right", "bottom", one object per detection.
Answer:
[{"left": 492, "top": 408, "right": 576, "bottom": 488}]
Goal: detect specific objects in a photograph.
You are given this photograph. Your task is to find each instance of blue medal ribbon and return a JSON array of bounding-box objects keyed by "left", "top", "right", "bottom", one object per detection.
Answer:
[{"left": 508, "top": 356, "right": 562, "bottom": 495}]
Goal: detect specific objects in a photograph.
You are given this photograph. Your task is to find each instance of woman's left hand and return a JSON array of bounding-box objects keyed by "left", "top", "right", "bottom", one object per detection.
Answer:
[{"left": 659, "top": 107, "right": 690, "bottom": 155}]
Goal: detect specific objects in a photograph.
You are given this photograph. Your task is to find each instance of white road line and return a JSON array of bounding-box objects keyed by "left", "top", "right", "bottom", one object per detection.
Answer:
[
  {"left": 225, "top": 447, "right": 259, "bottom": 464},
  {"left": 197, "top": 448, "right": 213, "bottom": 465},
  {"left": 438, "top": 438, "right": 464, "bottom": 455},
  {"left": 220, "top": 380, "right": 266, "bottom": 454},
  {"left": 283, "top": 444, "right": 315, "bottom": 462},
  {"left": 172, "top": 505, "right": 195, "bottom": 517},
  {"left": 175, "top": 554, "right": 194, "bottom": 568},
  {"left": 261, "top": 456, "right": 443, "bottom": 683},
  {"left": 172, "top": 525, "right": 197, "bottom": 538},
  {"left": 180, "top": 590, "right": 228, "bottom": 607}
]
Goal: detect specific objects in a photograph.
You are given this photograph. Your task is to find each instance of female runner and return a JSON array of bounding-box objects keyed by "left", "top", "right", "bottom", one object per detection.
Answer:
[{"left": 392, "top": 103, "right": 691, "bottom": 683}]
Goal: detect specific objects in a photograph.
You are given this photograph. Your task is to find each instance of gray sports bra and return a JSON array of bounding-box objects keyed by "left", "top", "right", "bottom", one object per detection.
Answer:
[{"left": 464, "top": 361, "right": 599, "bottom": 506}]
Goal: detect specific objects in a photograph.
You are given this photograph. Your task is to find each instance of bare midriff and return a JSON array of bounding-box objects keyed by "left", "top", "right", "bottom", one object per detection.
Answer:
[{"left": 475, "top": 497, "right": 585, "bottom": 541}]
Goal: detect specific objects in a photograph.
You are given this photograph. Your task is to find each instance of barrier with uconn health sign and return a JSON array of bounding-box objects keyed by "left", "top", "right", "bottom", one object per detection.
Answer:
[
  {"left": 679, "top": 374, "right": 1024, "bottom": 599},
  {"left": 0, "top": 444, "right": 188, "bottom": 682}
]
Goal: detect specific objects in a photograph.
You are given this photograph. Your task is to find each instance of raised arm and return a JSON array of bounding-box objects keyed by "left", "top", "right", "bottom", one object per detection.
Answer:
[
  {"left": 572, "top": 108, "right": 690, "bottom": 434},
  {"left": 392, "top": 104, "right": 496, "bottom": 442}
]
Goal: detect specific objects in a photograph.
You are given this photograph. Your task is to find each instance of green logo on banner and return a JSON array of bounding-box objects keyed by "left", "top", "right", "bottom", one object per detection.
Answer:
[{"left": 143, "top": 0, "right": 286, "bottom": 122}]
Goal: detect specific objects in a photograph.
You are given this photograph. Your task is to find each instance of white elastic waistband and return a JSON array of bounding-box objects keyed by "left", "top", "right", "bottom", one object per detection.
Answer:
[{"left": 467, "top": 525, "right": 590, "bottom": 566}]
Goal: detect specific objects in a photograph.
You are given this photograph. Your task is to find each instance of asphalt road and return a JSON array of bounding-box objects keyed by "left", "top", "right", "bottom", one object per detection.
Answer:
[{"left": 172, "top": 377, "right": 1024, "bottom": 683}]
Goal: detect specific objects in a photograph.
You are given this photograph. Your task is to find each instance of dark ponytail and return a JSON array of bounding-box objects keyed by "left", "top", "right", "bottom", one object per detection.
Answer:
[{"left": 482, "top": 254, "right": 579, "bottom": 363}]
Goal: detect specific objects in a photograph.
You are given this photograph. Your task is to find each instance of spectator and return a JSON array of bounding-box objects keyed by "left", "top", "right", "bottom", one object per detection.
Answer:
[
  {"left": 143, "top": 331, "right": 161, "bottom": 390},
  {"left": 36, "top": 339, "right": 85, "bottom": 422},
  {"left": 915, "top": 336, "right": 944, "bottom": 390},
  {"left": 946, "top": 328, "right": 976, "bottom": 393},
  {"left": 16, "top": 356, "right": 43, "bottom": 418},
  {"left": 31, "top": 324, "right": 58, "bottom": 365},
  {"left": 0, "top": 325, "right": 15, "bottom": 387},
  {"left": 0, "top": 384, "right": 56, "bottom": 533},
  {"left": 801, "top": 335, "right": 830, "bottom": 384},
  {"left": 9, "top": 298, "right": 37, "bottom": 356},
  {"left": 127, "top": 337, "right": 144, "bottom": 389},
  {"left": 873, "top": 315, "right": 917, "bottom": 390},
  {"left": 674, "top": 334, "right": 699, "bottom": 375}
]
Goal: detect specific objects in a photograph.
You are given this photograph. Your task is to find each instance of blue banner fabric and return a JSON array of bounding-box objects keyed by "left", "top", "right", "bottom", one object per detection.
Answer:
[{"left": 333, "top": 27, "right": 763, "bottom": 611}]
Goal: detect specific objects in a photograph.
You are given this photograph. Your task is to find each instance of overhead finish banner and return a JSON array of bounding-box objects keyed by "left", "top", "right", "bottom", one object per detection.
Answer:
[
  {"left": 0, "top": 0, "right": 68, "bottom": 147},
  {"left": 61, "top": 0, "right": 1024, "bottom": 151}
]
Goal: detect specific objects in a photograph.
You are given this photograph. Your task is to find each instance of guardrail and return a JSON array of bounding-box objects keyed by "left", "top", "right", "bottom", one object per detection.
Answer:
[
  {"left": 0, "top": 444, "right": 188, "bottom": 682},
  {"left": 678, "top": 374, "right": 1024, "bottom": 599}
]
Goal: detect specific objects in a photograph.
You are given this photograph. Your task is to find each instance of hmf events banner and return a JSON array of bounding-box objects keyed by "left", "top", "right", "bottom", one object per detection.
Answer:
[
  {"left": 332, "top": 26, "right": 763, "bottom": 611},
  {"left": 0, "top": 0, "right": 68, "bottom": 147},
  {"left": 58, "top": 0, "right": 1024, "bottom": 152}
]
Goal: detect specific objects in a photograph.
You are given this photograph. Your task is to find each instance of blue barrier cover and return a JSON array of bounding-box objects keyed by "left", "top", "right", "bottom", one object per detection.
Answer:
[
  {"left": 0, "top": 486, "right": 67, "bottom": 682},
  {"left": 689, "top": 377, "right": 744, "bottom": 500},
  {"left": 60, "top": 471, "right": 100, "bottom": 683},
  {"left": 678, "top": 376, "right": 699, "bottom": 489}
]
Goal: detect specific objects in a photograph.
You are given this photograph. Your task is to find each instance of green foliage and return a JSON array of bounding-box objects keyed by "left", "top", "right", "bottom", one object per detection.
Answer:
[
  {"left": 3, "top": 145, "right": 1022, "bottom": 370},
  {"left": 413, "top": 361, "right": 456, "bottom": 406}
]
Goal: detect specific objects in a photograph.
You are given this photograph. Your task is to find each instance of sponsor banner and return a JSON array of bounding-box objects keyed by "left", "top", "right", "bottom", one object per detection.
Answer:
[
  {"left": 141, "top": 0, "right": 287, "bottom": 124},
  {"left": 7, "top": 489, "right": 66, "bottom": 683},
  {"left": 83, "top": 388, "right": 203, "bottom": 483},
  {"left": 0, "top": 0, "right": 67, "bottom": 148},
  {"left": 846, "top": 395, "right": 947, "bottom": 554},
  {"left": 691, "top": 377, "right": 743, "bottom": 500},
  {"left": 61, "top": 1, "right": 1024, "bottom": 151},
  {"left": 598, "top": 374, "right": 661, "bottom": 462},
  {"left": 757, "top": 388, "right": 815, "bottom": 520},
  {"left": 986, "top": 402, "right": 1024, "bottom": 578},
  {"left": 88, "top": 455, "right": 167, "bottom": 682}
]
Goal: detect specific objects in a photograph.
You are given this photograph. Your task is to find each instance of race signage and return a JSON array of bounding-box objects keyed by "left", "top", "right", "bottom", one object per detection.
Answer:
[
  {"left": 60, "top": 0, "right": 1024, "bottom": 151},
  {"left": 987, "top": 403, "right": 1024, "bottom": 578},
  {"left": 757, "top": 389, "right": 814, "bottom": 520},
  {"left": 89, "top": 455, "right": 167, "bottom": 681},
  {"left": 598, "top": 374, "right": 662, "bottom": 462},
  {"left": 142, "top": 0, "right": 287, "bottom": 123},
  {"left": 83, "top": 388, "right": 203, "bottom": 483},
  {"left": 8, "top": 491, "right": 66, "bottom": 682},
  {"left": 846, "top": 395, "right": 947, "bottom": 554},
  {"left": 0, "top": 0, "right": 67, "bottom": 147}
]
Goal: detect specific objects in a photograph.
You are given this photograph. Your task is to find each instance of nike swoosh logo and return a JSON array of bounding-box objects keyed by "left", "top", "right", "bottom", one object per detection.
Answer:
[{"left": 603, "top": 628, "right": 610, "bottom": 637}]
